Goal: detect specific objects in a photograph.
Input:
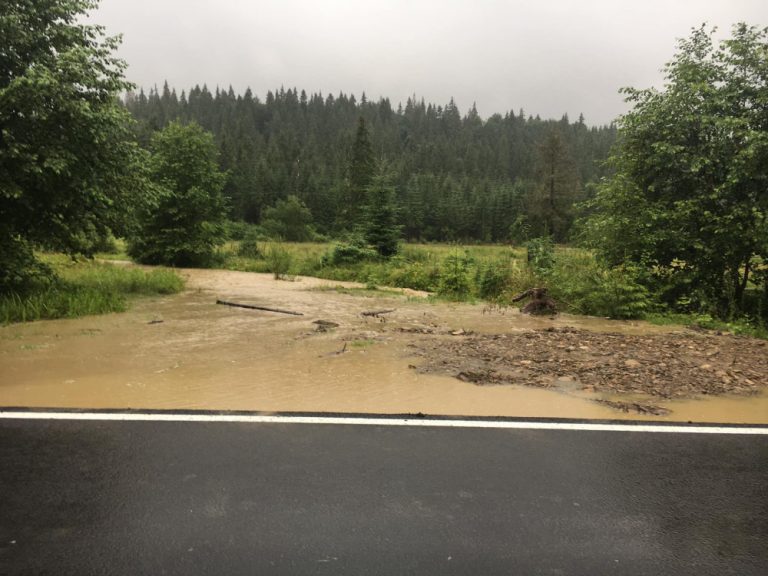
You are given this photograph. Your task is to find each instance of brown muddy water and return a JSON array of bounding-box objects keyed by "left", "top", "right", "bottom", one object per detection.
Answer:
[{"left": 1, "top": 267, "right": 766, "bottom": 423}]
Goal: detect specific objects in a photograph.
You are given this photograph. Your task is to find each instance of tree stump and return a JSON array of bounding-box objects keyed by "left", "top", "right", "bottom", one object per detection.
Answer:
[{"left": 511, "top": 288, "right": 557, "bottom": 315}]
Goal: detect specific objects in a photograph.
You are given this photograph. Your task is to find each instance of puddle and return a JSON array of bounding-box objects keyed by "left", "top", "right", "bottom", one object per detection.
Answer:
[{"left": 0, "top": 267, "right": 766, "bottom": 423}]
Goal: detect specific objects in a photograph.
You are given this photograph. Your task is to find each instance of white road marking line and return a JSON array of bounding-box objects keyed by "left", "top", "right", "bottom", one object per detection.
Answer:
[{"left": 0, "top": 410, "right": 766, "bottom": 434}]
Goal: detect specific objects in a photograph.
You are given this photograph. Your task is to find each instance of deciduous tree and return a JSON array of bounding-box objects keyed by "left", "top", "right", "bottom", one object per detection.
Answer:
[
  {"left": 584, "top": 24, "right": 768, "bottom": 318},
  {"left": 0, "top": 0, "right": 148, "bottom": 291}
]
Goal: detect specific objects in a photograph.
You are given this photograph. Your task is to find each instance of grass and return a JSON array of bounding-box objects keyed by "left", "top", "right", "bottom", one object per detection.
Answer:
[
  {"left": 0, "top": 256, "right": 184, "bottom": 324},
  {"left": 646, "top": 312, "right": 768, "bottom": 339},
  {"left": 48, "top": 237, "right": 767, "bottom": 337},
  {"left": 349, "top": 338, "right": 377, "bottom": 349},
  {"left": 219, "top": 240, "right": 528, "bottom": 294},
  {"left": 94, "top": 237, "right": 131, "bottom": 261}
]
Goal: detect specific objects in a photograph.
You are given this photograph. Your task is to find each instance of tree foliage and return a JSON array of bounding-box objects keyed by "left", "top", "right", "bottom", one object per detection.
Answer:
[
  {"left": 345, "top": 116, "right": 375, "bottom": 229},
  {"left": 526, "top": 128, "right": 580, "bottom": 241},
  {"left": 261, "top": 195, "right": 314, "bottom": 241},
  {"left": 0, "top": 0, "right": 148, "bottom": 292},
  {"left": 584, "top": 24, "right": 768, "bottom": 319},
  {"left": 125, "top": 85, "right": 617, "bottom": 242},
  {"left": 364, "top": 165, "right": 401, "bottom": 258},
  {"left": 128, "top": 121, "right": 227, "bottom": 266}
]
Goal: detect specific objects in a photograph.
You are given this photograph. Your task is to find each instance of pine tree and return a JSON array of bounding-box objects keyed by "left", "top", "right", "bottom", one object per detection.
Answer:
[
  {"left": 364, "top": 164, "right": 401, "bottom": 258},
  {"left": 345, "top": 116, "right": 374, "bottom": 229},
  {"left": 526, "top": 128, "right": 580, "bottom": 241}
]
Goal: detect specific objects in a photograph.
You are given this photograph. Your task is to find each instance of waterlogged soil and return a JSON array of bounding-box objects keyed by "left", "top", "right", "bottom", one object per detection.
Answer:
[
  {"left": 412, "top": 327, "right": 768, "bottom": 416},
  {"left": 1, "top": 266, "right": 767, "bottom": 423}
]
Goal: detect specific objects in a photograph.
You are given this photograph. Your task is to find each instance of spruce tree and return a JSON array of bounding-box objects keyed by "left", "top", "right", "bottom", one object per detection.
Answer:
[
  {"left": 364, "top": 165, "right": 401, "bottom": 258},
  {"left": 527, "top": 128, "right": 580, "bottom": 241},
  {"left": 128, "top": 121, "right": 227, "bottom": 266},
  {"left": 346, "top": 116, "right": 374, "bottom": 229}
]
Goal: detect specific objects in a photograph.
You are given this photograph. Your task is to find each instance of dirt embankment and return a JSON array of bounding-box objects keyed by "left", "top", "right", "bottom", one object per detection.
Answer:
[{"left": 409, "top": 326, "right": 768, "bottom": 413}]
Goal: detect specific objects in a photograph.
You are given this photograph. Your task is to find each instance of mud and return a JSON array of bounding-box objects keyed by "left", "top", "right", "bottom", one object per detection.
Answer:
[
  {"left": 1, "top": 266, "right": 767, "bottom": 423},
  {"left": 411, "top": 326, "right": 768, "bottom": 398}
]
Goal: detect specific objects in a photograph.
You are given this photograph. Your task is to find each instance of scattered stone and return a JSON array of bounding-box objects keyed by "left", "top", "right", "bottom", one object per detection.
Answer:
[{"left": 411, "top": 327, "right": 768, "bottom": 403}]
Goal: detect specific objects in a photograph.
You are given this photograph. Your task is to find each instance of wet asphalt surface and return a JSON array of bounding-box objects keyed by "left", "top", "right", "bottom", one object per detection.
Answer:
[{"left": 0, "top": 416, "right": 766, "bottom": 576}]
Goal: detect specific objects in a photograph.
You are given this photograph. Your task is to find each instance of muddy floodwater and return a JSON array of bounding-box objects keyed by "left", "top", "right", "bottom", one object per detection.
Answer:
[{"left": 1, "top": 267, "right": 767, "bottom": 423}]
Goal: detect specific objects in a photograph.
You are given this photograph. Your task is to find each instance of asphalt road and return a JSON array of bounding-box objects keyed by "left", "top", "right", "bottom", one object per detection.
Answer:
[{"left": 0, "top": 412, "right": 766, "bottom": 576}]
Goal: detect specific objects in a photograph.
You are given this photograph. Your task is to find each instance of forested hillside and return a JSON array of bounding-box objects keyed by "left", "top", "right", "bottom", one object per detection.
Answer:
[{"left": 125, "top": 85, "right": 617, "bottom": 242}]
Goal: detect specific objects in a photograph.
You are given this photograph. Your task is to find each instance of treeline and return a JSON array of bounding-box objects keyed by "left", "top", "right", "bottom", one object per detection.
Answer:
[{"left": 125, "top": 84, "right": 617, "bottom": 242}]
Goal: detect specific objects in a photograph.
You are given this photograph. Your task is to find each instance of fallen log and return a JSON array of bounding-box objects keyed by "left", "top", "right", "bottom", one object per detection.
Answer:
[
  {"left": 361, "top": 309, "right": 396, "bottom": 317},
  {"left": 216, "top": 299, "right": 304, "bottom": 316}
]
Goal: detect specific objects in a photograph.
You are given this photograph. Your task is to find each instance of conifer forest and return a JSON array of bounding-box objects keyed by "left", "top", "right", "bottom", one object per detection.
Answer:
[{"left": 125, "top": 84, "right": 617, "bottom": 242}]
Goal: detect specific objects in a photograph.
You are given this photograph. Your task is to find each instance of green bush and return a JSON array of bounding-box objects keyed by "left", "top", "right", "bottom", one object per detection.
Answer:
[
  {"left": 437, "top": 251, "right": 474, "bottom": 300},
  {"left": 583, "top": 267, "right": 651, "bottom": 319},
  {"left": 0, "top": 237, "right": 54, "bottom": 294},
  {"left": 475, "top": 260, "right": 511, "bottom": 300},
  {"left": 323, "top": 241, "right": 378, "bottom": 266},
  {"left": 226, "top": 221, "right": 265, "bottom": 241},
  {"left": 261, "top": 196, "right": 315, "bottom": 242},
  {"left": 385, "top": 261, "right": 441, "bottom": 292},
  {"left": 547, "top": 252, "right": 650, "bottom": 319},
  {"left": 526, "top": 236, "right": 555, "bottom": 274},
  {"left": 237, "top": 230, "right": 261, "bottom": 258},
  {"left": 265, "top": 243, "right": 293, "bottom": 280}
]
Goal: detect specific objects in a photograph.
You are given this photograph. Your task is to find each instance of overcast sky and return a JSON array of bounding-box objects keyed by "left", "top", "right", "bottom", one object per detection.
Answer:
[{"left": 91, "top": 0, "right": 766, "bottom": 126}]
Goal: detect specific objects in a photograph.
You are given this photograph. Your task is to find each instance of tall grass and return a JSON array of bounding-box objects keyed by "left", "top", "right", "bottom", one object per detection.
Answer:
[
  {"left": 217, "top": 240, "right": 659, "bottom": 319},
  {"left": 0, "top": 260, "right": 184, "bottom": 324}
]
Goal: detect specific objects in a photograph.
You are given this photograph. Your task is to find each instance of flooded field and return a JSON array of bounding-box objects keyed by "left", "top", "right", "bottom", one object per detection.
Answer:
[{"left": 1, "top": 267, "right": 766, "bottom": 423}]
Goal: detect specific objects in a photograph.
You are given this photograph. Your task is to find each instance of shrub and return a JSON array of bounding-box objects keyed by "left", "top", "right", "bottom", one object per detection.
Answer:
[
  {"left": 226, "top": 221, "right": 265, "bottom": 241},
  {"left": 547, "top": 252, "right": 650, "bottom": 319},
  {"left": 0, "top": 237, "right": 54, "bottom": 294},
  {"left": 526, "top": 236, "right": 555, "bottom": 274},
  {"left": 582, "top": 266, "right": 651, "bottom": 319},
  {"left": 323, "top": 241, "right": 378, "bottom": 266},
  {"left": 437, "top": 250, "right": 474, "bottom": 300},
  {"left": 385, "top": 261, "right": 441, "bottom": 292},
  {"left": 265, "top": 243, "right": 293, "bottom": 280},
  {"left": 261, "top": 196, "right": 315, "bottom": 242},
  {"left": 476, "top": 260, "right": 512, "bottom": 300},
  {"left": 237, "top": 230, "right": 261, "bottom": 258}
]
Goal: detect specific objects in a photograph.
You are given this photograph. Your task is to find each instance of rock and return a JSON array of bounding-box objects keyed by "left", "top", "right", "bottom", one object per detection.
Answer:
[
  {"left": 624, "top": 359, "right": 641, "bottom": 368},
  {"left": 699, "top": 363, "right": 712, "bottom": 370}
]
